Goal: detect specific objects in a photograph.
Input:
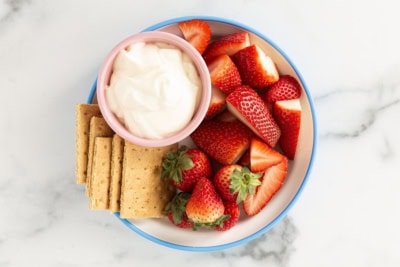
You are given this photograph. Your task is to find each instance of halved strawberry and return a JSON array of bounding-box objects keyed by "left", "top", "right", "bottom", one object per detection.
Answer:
[
  {"left": 232, "top": 44, "right": 279, "bottom": 89},
  {"left": 243, "top": 157, "right": 288, "bottom": 216},
  {"left": 205, "top": 85, "right": 226, "bottom": 119},
  {"left": 215, "top": 201, "right": 241, "bottom": 231},
  {"left": 273, "top": 99, "right": 302, "bottom": 160},
  {"left": 250, "top": 138, "right": 284, "bottom": 173},
  {"left": 226, "top": 85, "right": 281, "bottom": 148},
  {"left": 207, "top": 54, "right": 242, "bottom": 94},
  {"left": 265, "top": 75, "right": 302, "bottom": 102},
  {"left": 178, "top": 19, "right": 211, "bottom": 55},
  {"left": 203, "top": 31, "right": 250, "bottom": 62},
  {"left": 190, "top": 119, "right": 253, "bottom": 165}
]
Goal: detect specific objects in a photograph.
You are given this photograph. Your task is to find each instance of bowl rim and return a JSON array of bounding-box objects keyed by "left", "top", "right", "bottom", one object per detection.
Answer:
[
  {"left": 96, "top": 31, "right": 211, "bottom": 147},
  {"left": 87, "top": 15, "right": 318, "bottom": 252}
]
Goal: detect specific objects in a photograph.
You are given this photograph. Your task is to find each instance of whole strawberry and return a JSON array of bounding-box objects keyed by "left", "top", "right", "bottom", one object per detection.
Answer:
[
  {"left": 186, "top": 177, "right": 228, "bottom": 229},
  {"left": 213, "top": 164, "right": 262, "bottom": 203},
  {"left": 164, "top": 192, "right": 193, "bottom": 229},
  {"left": 215, "top": 201, "right": 241, "bottom": 231},
  {"left": 162, "top": 146, "right": 212, "bottom": 192}
]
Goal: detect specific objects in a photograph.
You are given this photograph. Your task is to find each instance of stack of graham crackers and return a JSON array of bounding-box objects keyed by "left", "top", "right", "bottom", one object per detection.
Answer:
[{"left": 75, "top": 103, "right": 177, "bottom": 218}]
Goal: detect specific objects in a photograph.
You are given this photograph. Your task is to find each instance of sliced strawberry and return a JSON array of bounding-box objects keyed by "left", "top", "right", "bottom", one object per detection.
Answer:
[
  {"left": 226, "top": 85, "right": 281, "bottom": 148},
  {"left": 273, "top": 99, "right": 302, "bottom": 160},
  {"left": 190, "top": 119, "right": 253, "bottom": 165},
  {"left": 205, "top": 85, "right": 226, "bottom": 119},
  {"left": 207, "top": 54, "right": 242, "bottom": 94},
  {"left": 215, "top": 201, "right": 241, "bottom": 231},
  {"left": 250, "top": 138, "right": 284, "bottom": 173},
  {"left": 178, "top": 19, "right": 211, "bottom": 55},
  {"left": 265, "top": 75, "right": 302, "bottom": 102},
  {"left": 232, "top": 44, "right": 279, "bottom": 89},
  {"left": 203, "top": 31, "right": 250, "bottom": 62},
  {"left": 243, "top": 157, "right": 288, "bottom": 216}
]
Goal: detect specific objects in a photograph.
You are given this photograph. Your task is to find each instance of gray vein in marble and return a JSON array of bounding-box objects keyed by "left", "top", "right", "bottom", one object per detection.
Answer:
[
  {"left": 211, "top": 217, "right": 297, "bottom": 266},
  {"left": 0, "top": 0, "right": 31, "bottom": 23},
  {"left": 315, "top": 78, "right": 400, "bottom": 139}
]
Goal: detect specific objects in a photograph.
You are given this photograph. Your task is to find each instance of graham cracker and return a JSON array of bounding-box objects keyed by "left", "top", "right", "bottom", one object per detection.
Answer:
[
  {"left": 75, "top": 103, "right": 102, "bottom": 184},
  {"left": 89, "top": 137, "right": 112, "bottom": 210},
  {"left": 109, "top": 134, "right": 124, "bottom": 212},
  {"left": 86, "top": 116, "right": 114, "bottom": 196},
  {"left": 119, "top": 142, "right": 178, "bottom": 219}
]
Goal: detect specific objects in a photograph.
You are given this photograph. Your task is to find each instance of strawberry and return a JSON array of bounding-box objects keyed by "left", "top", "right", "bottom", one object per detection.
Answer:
[
  {"left": 162, "top": 146, "right": 212, "bottom": 192},
  {"left": 213, "top": 165, "right": 262, "bottom": 203},
  {"left": 178, "top": 19, "right": 211, "bottom": 54},
  {"left": 265, "top": 75, "right": 302, "bottom": 102},
  {"left": 186, "top": 177, "right": 228, "bottom": 228},
  {"left": 214, "top": 109, "right": 237, "bottom": 122},
  {"left": 243, "top": 157, "right": 288, "bottom": 216},
  {"left": 190, "top": 120, "right": 253, "bottom": 165},
  {"left": 238, "top": 149, "right": 250, "bottom": 167},
  {"left": 250, "top": 138, "right": 284, "bottom": 173},
  {"left": 164, "top": 192, "right": 194, "bottom": 229},
  {"left": 232, "top": 44, "right": 279, "bottom": 89},
  {"left": 205, "top": 85, "right": 226, "bottom": 119},
  {"left": 273, "top": 99, "right": 302, "bottom": 160},
  {"left": 207, "top": 54, "right": 242, "bottom": 94},
  {"left": 215, "top": 201, "right": 241, "bottom": 231},
  {"left": 203, "top": 31, "right": 250, "bottom": 62},
  {"left": 226, "top": 85, "right": 281, "bottom": 148}
]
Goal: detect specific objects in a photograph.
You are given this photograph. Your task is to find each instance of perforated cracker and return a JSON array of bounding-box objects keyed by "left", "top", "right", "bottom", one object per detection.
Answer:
[
  {"left": 119, "top": 142, "right": 177, "bottom": 219},
  {"left": 75, "top": 103, "right": 102, "bottom": 184}
]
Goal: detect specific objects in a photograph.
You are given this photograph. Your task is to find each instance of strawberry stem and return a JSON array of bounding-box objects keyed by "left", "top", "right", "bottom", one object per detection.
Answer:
[
  {"left": 230, "top": 167, "right": 262, "bottom": 204},
  {"left": 161, "top": 146, "right": 194, "bottom": 183}
]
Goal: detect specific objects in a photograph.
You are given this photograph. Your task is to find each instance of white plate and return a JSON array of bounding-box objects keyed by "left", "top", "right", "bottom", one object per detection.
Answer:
[{"left": 88, "top": 15, "right": 317, "bottom": 252}]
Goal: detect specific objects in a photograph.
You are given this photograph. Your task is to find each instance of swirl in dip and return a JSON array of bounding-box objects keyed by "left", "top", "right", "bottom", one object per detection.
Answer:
[{"left": 105, "top": 42, "right": 201, "bottom": 139}]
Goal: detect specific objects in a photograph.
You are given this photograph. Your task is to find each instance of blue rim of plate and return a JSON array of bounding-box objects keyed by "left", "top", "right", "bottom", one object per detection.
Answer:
[{"left": 87, "top": 15, "right": 318, "bottom": 252}]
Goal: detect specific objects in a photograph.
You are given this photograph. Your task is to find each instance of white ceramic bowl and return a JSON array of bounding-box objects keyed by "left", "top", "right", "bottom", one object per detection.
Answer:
[{"left": 87, "top": 16, "right": 317, "bottom": 252}]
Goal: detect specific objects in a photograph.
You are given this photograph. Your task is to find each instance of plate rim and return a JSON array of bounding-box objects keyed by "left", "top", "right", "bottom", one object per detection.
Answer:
[{"left": 87, "top": 15, "right": 318, "bottom": 252}]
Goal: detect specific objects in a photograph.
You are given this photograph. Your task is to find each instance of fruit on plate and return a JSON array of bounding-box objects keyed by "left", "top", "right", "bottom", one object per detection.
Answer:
[
  {"left": 215, "top": 201, "right": 241, "bottom": 231},
  {"left": 207, "top": 54, "right": 242, "bottom": 94},
  {"left": 203, "top": 31, "right": 250, "bottom": 62},
  {"left": 213, "top": 164, "right": 262, "bottom": 203},
  {"left": 162, "top": 146, "right": 212, "bottom": 192},
  {"left": 243, "top": 157, "right": 288, "bottom": 216},
  {"left": 186, "top": 177, "right": 228, "bottom": 228},
  {"left": 232, "top": 44, "right": 279, "bottom": 89},
  {"left": 265, "top": 75, "right": 302, "bottom": 102},
  {"left": 191, "top": 119, "right": 253, "bottom": 165},
  {"left": 164, "top": 192, "right": 194, "bottom": 229},
  {"left": 178, "top": 19, "right": 211, "bottom": 55},
  {"left": 250, "top": 138, "right": 285, "bottom": 173},
  {"left": 226, "top": 85, "right": 281, "bottom": 148},
  {"left": 273, "top": 99, "right": 302, "bottom": 159},
  {"left": 205, "top": 85, "right": 226, "bottom": 119}
]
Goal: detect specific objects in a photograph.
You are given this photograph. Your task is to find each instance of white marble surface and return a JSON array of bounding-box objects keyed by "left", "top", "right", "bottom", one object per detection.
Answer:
[{"left": 1, "top": 0, "right": 399, "bottom": 266}]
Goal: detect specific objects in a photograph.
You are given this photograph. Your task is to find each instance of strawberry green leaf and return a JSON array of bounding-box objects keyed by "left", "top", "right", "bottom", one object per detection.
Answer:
[{"left": 230, "top": 167, "right": 262, "bottom": 204}]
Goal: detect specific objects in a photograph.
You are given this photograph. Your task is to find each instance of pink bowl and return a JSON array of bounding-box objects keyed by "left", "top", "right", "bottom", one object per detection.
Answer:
[{"left": 96, "top": 31, "right": 211, "bottom": 147}]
